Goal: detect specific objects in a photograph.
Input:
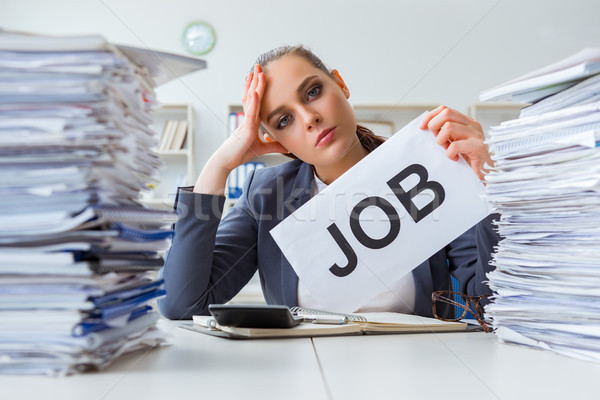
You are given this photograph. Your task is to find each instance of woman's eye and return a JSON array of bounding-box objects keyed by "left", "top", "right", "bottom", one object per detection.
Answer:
[
  {"left": 307, "top": 85, "right": 321, "bottom": 100},
  {"left": 277, "top": 115, "right": 291, "bottom": 129}
]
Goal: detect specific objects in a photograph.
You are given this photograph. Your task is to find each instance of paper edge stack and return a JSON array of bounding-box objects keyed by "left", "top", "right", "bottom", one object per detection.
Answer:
[
  {"left": 480, "top": 48, "right": 600, "bottom": 362},
  {"left": 0, "top": 30, "right": 205, "bottom": 375}
]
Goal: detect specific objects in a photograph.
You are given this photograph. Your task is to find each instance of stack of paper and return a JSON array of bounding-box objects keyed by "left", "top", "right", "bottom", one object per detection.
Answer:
[
  {"left": 479, "top": 48, "right": 600, "bottom": 104},
  {"left": 0, "top": 31, "right": 205, "bottom": 375},
  {"left": 481, "top": 48, "right": 600, "bottom": 362}
]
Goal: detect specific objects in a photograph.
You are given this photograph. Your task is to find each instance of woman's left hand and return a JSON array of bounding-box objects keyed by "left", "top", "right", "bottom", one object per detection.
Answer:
[{"left": 420, "top": 105, "right": 493, "bottom": 181}]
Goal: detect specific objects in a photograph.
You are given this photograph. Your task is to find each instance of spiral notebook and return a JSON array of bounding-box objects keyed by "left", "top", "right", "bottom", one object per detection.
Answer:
[{"left": 182, "top": 307, "right": 468, "bottom": 339}]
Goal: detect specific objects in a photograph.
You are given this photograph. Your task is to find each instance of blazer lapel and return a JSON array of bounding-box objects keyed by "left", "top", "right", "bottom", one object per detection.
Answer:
[{"left": 279, "top": 162, "right": 314, "bottom": 307}]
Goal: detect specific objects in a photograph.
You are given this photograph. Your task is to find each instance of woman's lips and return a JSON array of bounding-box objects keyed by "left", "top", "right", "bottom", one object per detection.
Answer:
[{"left": 316, "top": 127, "right": 336, "bottom": 147}]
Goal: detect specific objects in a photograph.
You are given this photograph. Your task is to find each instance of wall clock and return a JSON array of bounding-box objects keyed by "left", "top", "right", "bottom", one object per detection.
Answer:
[{"left": 182, "top": 21, "right": 216, "bottom": 55}]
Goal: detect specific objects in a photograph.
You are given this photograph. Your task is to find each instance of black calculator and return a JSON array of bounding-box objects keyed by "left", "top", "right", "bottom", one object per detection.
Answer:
[{"left": 208, "top": 304, "right": 303, "bottom": 328}]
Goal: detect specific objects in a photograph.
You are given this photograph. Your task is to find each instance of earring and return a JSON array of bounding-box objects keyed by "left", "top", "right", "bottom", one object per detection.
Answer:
[{"left": 332, "top": 70, "right": 345, "bottom": 87}]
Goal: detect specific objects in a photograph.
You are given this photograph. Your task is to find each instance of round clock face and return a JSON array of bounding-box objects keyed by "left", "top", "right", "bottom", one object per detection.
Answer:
[{"left": 182, "top": 21, "right": 216, "bottom": 55}]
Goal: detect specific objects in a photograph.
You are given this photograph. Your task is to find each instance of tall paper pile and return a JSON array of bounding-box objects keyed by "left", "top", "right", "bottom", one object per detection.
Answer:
[
  {"left": 481, "top": 48, "right": 600, "bottom": 362},
  {"left": 0, "top": 31, "right": 205, "bottom": 375}
]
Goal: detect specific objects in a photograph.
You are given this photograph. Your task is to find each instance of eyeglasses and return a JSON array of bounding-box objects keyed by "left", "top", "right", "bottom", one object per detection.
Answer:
[{"left": 431, "top": 291, "right": 492, "bottom": 333}]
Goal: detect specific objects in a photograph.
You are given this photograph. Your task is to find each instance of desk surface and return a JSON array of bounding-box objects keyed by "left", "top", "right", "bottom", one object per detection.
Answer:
[
  {"left": 2, "top": 320, "right": 599, "bottom": 400},
  {"left": 314, "top": 331, "right": 600, "bottom": 400},
  {"left": 1, "top": 320, "right": 327, "bottom": 400}
]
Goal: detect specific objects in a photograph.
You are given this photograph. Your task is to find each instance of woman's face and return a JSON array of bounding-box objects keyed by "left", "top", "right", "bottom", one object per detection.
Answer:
[{"left": 259, "top": 55, "right": 358, "bottom": 169}]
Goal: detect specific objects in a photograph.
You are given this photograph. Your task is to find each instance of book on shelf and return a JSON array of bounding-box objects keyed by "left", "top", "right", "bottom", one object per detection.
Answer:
[
  {"left": 170, "top": 120, "right": 188, "bottom": 150},
  {"left": 236, "top": 111, "right": 245, "bottom": 129},
  {"left": 182, "top": 306, "right": 468, "bottom": 339},
  {"left": 158, "top": 120, "right": 177, "bottom": 151},
  {"left": 227, "top": 162, "right": 264, "bottom": 199},
  {"left": 158, "top": 120, "right": 187, "bottom": 151},
  {"left": 164, "top": 120, "right": 179, "bottom": 150},
  {"left": 227, "top": 111, "right": 245, "bottom": 136},
  {"left": 228, "top": 112, "right": 238, "bottom": 135}
]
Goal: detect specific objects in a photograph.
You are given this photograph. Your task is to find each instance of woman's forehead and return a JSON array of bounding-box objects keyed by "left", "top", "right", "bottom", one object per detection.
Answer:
[
  {"left": 260, "top": 56, "right": 328, "bottom": 117},
  {"left": 263, "top": 55, "right": 324, "bottom": 81}
]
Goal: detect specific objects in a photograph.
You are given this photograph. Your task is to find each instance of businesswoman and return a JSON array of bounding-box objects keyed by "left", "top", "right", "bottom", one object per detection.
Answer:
[{"left": 158, "top": 45, "right": 500, "bottom": 320}]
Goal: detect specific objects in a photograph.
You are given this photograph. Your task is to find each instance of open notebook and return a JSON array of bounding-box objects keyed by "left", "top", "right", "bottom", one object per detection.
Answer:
[{"left": 180, "top": 307, "right": 469, "bottom": 339}]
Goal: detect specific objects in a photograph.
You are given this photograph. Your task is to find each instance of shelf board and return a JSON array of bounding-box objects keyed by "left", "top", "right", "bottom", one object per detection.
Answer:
[{"left": 157, "top": 149, "right": 189, "bottom": 156}]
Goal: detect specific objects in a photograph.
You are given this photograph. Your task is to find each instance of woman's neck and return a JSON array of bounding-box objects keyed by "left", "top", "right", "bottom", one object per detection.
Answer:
[{"left": 313, "top": 140, "right": 369, "bottom": 185}]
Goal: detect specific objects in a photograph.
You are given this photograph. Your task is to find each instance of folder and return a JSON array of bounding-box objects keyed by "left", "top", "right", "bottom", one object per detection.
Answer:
[{"left": 182, "top": 306, "right": 468, "bottom": 339}]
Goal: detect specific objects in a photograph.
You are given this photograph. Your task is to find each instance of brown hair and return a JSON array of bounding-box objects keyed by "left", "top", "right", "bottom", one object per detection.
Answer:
[{"left": 254, "top": 45, "right": 385, "bottom": 158}]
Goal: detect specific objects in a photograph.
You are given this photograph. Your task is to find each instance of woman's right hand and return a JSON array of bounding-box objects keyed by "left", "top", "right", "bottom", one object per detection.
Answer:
[
  {"left": 193, "top": 65, "right": 287, "bottom": 194},
  {"left": 213, "top": 64, "right": 288, "bottom": 171}
]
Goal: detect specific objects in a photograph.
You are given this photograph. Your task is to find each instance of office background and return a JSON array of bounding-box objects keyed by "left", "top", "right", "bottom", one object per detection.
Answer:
[
  {"left": 2, "top": 0, "right": 598, "bottom": 176},
  {"left": 2, "top": 2, "right": 600, "bottom": 390}
]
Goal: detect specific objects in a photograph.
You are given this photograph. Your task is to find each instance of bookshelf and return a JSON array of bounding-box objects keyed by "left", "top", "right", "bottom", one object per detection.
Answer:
[
  {"left": 467, "top": 102, "right": 527, "bottom": 138},
  {"left": 142, "top": 103, "right": 195, "bottom": 210}
]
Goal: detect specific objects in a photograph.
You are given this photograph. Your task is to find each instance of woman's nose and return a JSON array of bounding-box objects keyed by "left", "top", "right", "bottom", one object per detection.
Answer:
[{"left": 298, "top": 106, "right": 321, "bottom": 131}]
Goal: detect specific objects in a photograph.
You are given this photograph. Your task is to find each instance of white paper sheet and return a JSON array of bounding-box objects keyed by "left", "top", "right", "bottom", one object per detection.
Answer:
[{"left": 270, "top": 114, "right": 490, "bottom": 312}]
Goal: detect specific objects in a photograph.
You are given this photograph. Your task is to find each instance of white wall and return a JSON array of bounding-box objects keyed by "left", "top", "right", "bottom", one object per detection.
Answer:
[{"left": 3, "top": 0, "right": 599, "bottom": 177}]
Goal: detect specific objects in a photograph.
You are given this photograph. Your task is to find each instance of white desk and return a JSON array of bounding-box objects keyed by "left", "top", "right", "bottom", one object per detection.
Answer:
[
  {"left": 0, "top": 320, "right": 327, "bottom": 400},
  {"left": 314, "top": 332, "right": 600, "bottom": 400},
  {"left": 2, "top": 321, "right": 599, "bottom": 400}
]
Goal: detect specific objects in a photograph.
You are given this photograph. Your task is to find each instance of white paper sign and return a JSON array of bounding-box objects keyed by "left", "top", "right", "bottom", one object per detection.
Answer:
[{"left": 270, "top": 114, "right": 491, "bottom": 312}]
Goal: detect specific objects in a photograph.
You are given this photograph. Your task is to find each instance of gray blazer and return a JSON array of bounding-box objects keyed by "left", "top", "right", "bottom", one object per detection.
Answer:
[{"left": 158, "top": 159, "right": 500, "bottom": 320}]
